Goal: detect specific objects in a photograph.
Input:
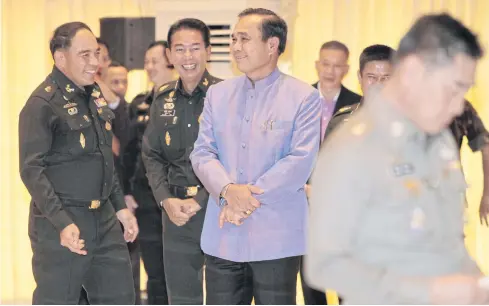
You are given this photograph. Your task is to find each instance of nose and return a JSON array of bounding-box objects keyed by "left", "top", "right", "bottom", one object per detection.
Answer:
[
  {"left": 90, "top": 53, "right": 99, "bottom": 67},
  {"left": 232, "top": 40, "right": 242, "bottom": 53},
  {"left": 184, "top": 48, "right": 193, "bottom": 59}
]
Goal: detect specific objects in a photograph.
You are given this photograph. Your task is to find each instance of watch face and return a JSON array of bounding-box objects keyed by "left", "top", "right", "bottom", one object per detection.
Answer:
[{"left": 219, "top": 196, "right": 227, "bottom": 207}]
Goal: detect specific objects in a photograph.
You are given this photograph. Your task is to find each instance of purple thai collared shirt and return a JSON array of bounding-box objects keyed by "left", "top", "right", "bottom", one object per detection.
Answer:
[{"left": 190, "top": 68, "right": 321, "bottom": 262}]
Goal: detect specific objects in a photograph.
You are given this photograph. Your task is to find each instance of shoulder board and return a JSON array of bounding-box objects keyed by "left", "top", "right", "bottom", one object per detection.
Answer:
[
  {"left": 157, "top": 81, "right": 177, "bottom": 93},
  {"left": 31, "top": 79, "right": 58, "bottom": 102}
]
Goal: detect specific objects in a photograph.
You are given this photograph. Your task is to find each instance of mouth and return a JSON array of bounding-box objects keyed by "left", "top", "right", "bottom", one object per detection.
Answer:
[
  {"left": 234, "top": 55, "right": 247, "bottom": 61},
  {"left": 182, "top": 64, "right": 197, "bottom": 71},
  {"left": 85, "top": 70, "right": 97, "bottom": 77}
]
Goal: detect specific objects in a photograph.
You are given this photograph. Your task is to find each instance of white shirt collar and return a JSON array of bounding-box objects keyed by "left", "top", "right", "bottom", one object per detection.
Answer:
[{"left": 318, "top": 82, "right": 341, "bottom": 102}]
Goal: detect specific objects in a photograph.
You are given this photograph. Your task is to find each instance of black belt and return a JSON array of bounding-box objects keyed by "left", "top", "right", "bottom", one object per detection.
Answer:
[
  {"left": 169, "top": 185, "right": 201, "bottom": 199},
  {"left": 60, "top": 198, "right": 108, "bottom": 210}
]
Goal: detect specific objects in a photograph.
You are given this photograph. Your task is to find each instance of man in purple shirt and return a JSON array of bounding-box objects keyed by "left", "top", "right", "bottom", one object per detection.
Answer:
[{"left": 190, "top": 7, "right": 321, "bottom": 305}]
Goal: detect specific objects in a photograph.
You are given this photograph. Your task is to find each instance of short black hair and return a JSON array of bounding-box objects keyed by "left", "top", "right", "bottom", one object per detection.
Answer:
[
  {"left": 96, "top": 37, "right": 110, "bottom": 50},
  {"left": 146, "top": 40, "right": 173, "bottom": 69},
  {"left": 395, "top": 13, "right": 483, "bottom": 66},
  {"left": 238, "top": 8, "right": 288, "bottom": 55},
  {"left": 359, "top": 44, "right": 395, "bottom": 74},
  {"left": 147, "top": 40, "right": 169, "bottom": 51},
  {"left": 108, "top": 60, "right": 127, "bottom": 69},
  {"left": 167, "top": 18, "right": 210, "bottom": 49},
  {"left": 49, "top": 22, "right": 93, "bottom": 57},
  {"left": 320, "top": 41, "right": 350, "bottom": 59}
]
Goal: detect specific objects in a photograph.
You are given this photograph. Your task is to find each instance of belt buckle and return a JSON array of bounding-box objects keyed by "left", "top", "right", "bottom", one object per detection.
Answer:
[
  {"left": 89, "top": 200, "right": 100, "bottom": 210},
  {"left": 186, "top": 186, "right": 198, "bottom": 197}
]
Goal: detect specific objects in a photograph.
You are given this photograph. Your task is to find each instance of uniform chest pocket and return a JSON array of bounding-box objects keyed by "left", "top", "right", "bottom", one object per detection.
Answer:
[
  {"left": 161, "top": 123, "right": 185, "bottom": 160},
  {"left": 60, "top": 114, "right": 95, "bottom": 156}
]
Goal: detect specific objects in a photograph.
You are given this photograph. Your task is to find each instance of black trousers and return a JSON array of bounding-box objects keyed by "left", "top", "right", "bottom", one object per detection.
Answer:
[
  {"left": 133, "top": 183, "right": 168, "bottom": 305},
  {"left": 161, "top": 206, "right": 205, "bottom": 305},
  {"left": 29, "top": 200, "right": 135, "bottom": 305},
  {"left": 205, "top": 255, "right": 301, "bottom": 305}
]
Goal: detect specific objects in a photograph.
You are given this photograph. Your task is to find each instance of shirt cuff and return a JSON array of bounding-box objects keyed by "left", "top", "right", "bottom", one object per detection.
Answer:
[{"left": 49, "top": 209, "right": 74, "bottom": 232}]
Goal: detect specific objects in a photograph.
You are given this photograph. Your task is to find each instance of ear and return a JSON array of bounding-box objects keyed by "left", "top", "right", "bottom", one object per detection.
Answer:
[
  {"left": 399, "top": 54, "right": 424, "bottom": 87},
  {"left": 357, "top": 69, "right": 362, "bottom": 83},
  {"left": 165, "top": 48, "right": 173, "bottom": 65},
  {"left": 205, "top": 45, "right": 212, "bottom": 61},
  {"left": 267, "top": 37, "right": 280, "bottom": 55},
  {"left": 53, "top": 50, "right": 66, "bottom": 67}
]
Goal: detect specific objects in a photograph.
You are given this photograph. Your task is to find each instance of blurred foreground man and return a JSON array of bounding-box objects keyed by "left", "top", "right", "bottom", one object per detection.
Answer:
[{"left": 306, "top": 14, "right": 487, "bottom": 304}]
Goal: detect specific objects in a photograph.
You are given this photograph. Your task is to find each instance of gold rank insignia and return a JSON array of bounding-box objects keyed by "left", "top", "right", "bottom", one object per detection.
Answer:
[
  {"left": 203, "top": 78, "right": 209, "bottom": 86},
  {"left": 159, "top": 84, "right": 169, "bottom": 92},
  {"left": 68, "top": 107, "right": 78, "bottom": 115},
  {"left": 403, "top": 178, "right": 421, "bottom": 197},
  {"left": 137, "top": 102, "right": 150, "bottom": 110},
  {"left": 80, "top": 133, "right": 86, "bottom": 148},
  {"left": 97, "top": 108, "right": 103, "bottom": 115},
  {"left": 164, "top": 91, "right": 175, "bottom": 103},
  {"left": 63, "top": 95, "right": 69, "bottom": 101},
  {"left": 351, "top": 122, "right": 366, "bottom": 136},
  {"left": 44, "top": 85, "right": 52, "bottom": 92},
  {"left": 137, "top": 115, "right": 144, "bottom": 122},
  {"left": 91, "top": 89, "right": 101, "bottom": 98},
  {"left": 83, "top": 115, "right": 90, "bottom": 122},
  {"left": 164, "top": 103, "right": 175, "bottom": 110},
  {"left": 198, "top": 114, "right": 202, "bottom": 124},
  {"left": 65, "top": 84, "right": 75, "bottom": 93},
  {"left": 63, "top": 102, "right": 77, "bottom": 109},
  {"left": 105, "top": 122, "right": 112, "bottom": 131},
  {"left": 165, "top": 131, "right": 171, "bottom": 146}
]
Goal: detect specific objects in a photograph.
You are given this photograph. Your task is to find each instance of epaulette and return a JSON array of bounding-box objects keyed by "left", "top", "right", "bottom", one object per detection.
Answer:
[
  {"left": 31, "top": 79, "right": 58, "bottom": 102},
  {"left": 155, "top": 81, "right": 177, "bottom": 99}
]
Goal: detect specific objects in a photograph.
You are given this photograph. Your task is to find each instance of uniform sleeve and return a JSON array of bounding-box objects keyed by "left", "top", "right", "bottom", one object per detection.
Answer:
[
  {"left": 19, "top": 97, "right": 73, "bottom": 232},
  {"left": 305, "top": 141, "right": 431, "bottom": 304},
  {"left": 141, "top": 99, "right": 172, "bottom": 204},
  {"left": 109, "top": 165, "right": 127, "bottom": 212},
  {"left": 461, "top": 102, "right": 489, "bottom": 152}
]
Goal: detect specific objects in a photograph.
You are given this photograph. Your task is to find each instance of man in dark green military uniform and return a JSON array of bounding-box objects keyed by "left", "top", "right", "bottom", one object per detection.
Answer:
[
  {"left": 19, "top": 22, "right": 138, "bottom": 304},
  {"left": 123, "top": 40, "right": 174, "bottom": 305},
  {"left": 142, "top": 18, "right": 222, "bottom": 304}
]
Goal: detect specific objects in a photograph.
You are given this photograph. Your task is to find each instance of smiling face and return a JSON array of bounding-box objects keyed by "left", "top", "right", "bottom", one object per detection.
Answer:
[
  {"left": 55, "top": 29, "right": 100, "bottom": 87},
  {"left": 231, "top": 14, "right": 279, "bottom": 81},
  {"left": 166, "top": 28, "right": 210, "bottom": 86}
]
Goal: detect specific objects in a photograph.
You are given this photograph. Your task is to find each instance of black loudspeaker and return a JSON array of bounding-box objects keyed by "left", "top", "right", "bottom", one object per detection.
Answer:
[{"left": 99, "top": 17, "right": 155, "bottom": 70}]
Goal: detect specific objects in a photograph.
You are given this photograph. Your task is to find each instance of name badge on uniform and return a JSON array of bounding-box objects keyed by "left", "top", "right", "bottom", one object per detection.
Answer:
[
  {"left": 160, "top": 109, "right": 176, "bottom": 117},
  {"left": 392, "top": 163, "right": 415, "bottom": 177},
  {"left": 63, "top": 102, "right": 77, "bottom": 109}
]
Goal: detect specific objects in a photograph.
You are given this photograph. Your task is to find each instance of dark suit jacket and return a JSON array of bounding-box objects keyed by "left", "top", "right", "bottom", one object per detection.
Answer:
[{"left": 312, "top": 82, "right": 362, "bottom": 115}]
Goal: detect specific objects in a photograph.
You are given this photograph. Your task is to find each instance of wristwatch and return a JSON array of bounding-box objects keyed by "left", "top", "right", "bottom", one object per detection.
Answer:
[{"left": 219, "top": 183, "right": 232, "bottom": 207}]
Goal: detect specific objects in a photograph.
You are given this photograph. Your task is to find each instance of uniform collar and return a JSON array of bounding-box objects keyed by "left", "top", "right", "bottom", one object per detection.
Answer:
[
  {"left": 51, "top": 66, "right": 91, "bottom": 100},
  {"left": 176, "top": 69, "right": 212, "bottom": 97},
  {"left": 244, "top": 67, "right": 281, "bottom": 92}
]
